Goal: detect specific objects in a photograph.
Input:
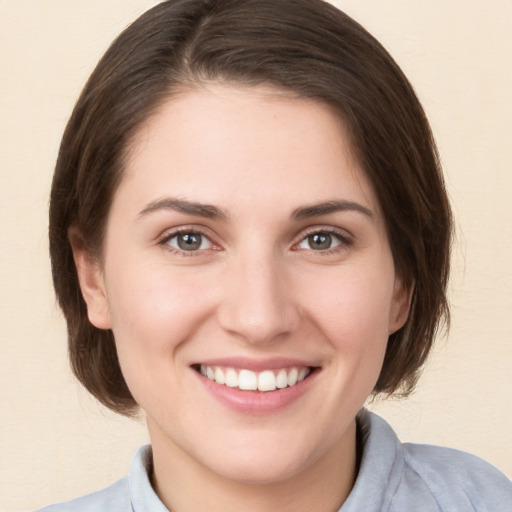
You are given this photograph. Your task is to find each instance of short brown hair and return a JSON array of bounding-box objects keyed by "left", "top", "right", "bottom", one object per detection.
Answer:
[{"left": 50, "top": 0, "right": 452, "bottom": 416}]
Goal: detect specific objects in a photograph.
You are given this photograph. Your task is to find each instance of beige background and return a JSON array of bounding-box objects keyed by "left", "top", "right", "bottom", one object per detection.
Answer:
[{"left": 1, "top": 0, "right": 511, "bottom": 510}]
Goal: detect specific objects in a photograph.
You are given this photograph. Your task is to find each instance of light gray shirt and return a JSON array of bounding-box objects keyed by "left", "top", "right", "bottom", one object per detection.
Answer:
[{"left": 37, "top": 412, "right": 512, "bottom": 511}]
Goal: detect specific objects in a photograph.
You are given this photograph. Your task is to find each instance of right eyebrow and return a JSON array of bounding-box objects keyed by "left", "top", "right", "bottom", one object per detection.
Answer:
[
  {"left": 137, "top": 197, "right": 230, "bottom": 222},
  {"left": 291, "top": 199, "right": 374, "bottom": 221}
]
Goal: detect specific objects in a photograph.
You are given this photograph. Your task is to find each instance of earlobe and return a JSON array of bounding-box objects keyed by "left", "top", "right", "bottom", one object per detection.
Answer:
[
  {"left": 389, "top": 278, "right": 413, "bottom": 335},
  {"left": 69, "top": 227, "right": 112, "bottom": 330}
]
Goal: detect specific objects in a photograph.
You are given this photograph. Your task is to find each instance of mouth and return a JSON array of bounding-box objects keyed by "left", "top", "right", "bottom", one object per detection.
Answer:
[{"left": 192, "top": 364, "right": 318, "bottom": 392}]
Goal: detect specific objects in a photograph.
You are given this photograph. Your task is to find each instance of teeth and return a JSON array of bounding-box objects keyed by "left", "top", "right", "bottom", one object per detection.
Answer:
[
  {"left": 214, "top": 367, "right": 225, "bottom": 385},
  {"left": 287, "top": 368, "right": 298, "bottom": 387},
  {"left": 225, "top": 368, "right": 238, "bottom": 388},
  {"left": 239, "top": 369, "right": 257, "bottom": 390},
  {"left": 276, "top": 369, "right": 288, "bottom": 389},
  {"left": 199, "top": 365, "right": 311, "bottom": 392},
  {"left": 258, "top": 370, "right": 276, "bottom": 392},
  {"left": 298, "top": 367, "right": 308, "bottom": 382}
]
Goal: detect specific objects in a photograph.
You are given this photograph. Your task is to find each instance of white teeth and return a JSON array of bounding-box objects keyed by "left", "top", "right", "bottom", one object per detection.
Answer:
[
  {"left": 258, "top": 370, "right": 277, "bottom": 392},
  {"left": 287, "top": 368, "right": 298, "bottom": 387},
  {"left": 238, "top": 369, "right": 258, "bottom": 390},
  {"left": 298, "top": 367, "right": 308, "bottom": 382},
  {"left": 214, "top": 367, "right": 225, "bottom": 385},
  {"left": 225, "top": 368, "right": 238, "bottom": 387},
  {"left": 276, "top": 369, "right": 288, "bottom": 389},
  {"left": 200, "top": 365, "right": 312, "bottom": 392}
]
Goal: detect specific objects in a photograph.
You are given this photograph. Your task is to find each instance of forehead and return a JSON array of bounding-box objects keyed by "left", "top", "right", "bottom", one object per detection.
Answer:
[{"left": 119, "top": 84, "right": 379, "bottom": 218}]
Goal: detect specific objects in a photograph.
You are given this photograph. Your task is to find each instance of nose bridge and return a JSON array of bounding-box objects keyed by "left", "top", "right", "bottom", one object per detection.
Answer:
[{"left": 218, "top": 244, "right": 298, "bottom": 344}]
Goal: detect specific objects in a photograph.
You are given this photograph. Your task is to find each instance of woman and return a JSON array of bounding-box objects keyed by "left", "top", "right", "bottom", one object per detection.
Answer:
[{"left": 40, "top": 0, "right": 512, "bottom": 510}]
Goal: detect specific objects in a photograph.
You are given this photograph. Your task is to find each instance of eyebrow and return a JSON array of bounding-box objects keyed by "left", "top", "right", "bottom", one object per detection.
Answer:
[
  {"left": 137, "top": 197, "right": 230, "bottom": 222},
  {"left": 137, "top": 197, "right": 373, "bottom": 222},
  {"left": 291, "top": 200, "right": 373, "bottom": 220}
]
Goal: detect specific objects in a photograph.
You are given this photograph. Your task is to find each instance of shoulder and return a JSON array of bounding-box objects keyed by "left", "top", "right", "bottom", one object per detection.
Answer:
[
  {"left": 35, "top": 477, "right": 130, "bottom": 512},
  {"left": 351, "top": 411, "right": 512, "bottom": 512},
  {"left": 401, "top": 442, "right": 512, "bottom": 511},
  {"left": 35, "top": 445, "right": 161, "bottom": 512}
]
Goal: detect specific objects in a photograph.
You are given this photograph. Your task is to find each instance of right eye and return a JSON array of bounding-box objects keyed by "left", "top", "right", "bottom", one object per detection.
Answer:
[
  {"left": 163, "top": 231, "right": 213, "bottom": 252},
  {"left": 297, "top": 231, "right": 343, "bottom": 251}
]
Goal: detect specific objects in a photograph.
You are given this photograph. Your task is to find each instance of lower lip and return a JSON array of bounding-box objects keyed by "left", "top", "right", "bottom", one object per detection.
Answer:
[{"left": 194, "top": 369, "right": 318, "bottom": 415}]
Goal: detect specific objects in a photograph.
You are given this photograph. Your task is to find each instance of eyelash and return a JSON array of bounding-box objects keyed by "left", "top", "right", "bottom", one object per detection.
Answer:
[
  {"left": 158, "top": 227, "right": 217, "bottom": 257},
  {"left": 293, "top": 228, "right": 353, "bottom": 255},
  {"left": 158, "top": 227, "right": 353, "bottom": 256}
]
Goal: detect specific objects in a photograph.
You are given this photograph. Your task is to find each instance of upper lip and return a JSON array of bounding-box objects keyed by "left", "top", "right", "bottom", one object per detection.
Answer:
[{"left": 191, "top": 356, "right": 319, "bottom": 372}]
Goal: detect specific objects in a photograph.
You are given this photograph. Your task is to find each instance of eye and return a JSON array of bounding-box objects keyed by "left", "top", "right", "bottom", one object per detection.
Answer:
[
  {"left": 164, "top": 231, "right": 213, "bottom": 252},
  {"left": 296, "top": 231, "right": 346, "bottom": 251}
]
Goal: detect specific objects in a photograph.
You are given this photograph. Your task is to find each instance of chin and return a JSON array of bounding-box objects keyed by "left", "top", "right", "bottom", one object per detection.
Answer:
[
  {"left": 207, "top": 450, "right": 311, "bottom": 485},
  {"left": 193, "top": 428, "right": 326, "bottom": 486}
]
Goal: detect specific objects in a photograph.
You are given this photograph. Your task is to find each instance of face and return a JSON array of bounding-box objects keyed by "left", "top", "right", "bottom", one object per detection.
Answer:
[{"left": 75, "top": 84, "right": 409, "bottom": 486}]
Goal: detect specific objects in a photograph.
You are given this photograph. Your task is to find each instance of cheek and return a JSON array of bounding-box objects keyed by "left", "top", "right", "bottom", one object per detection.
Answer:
[
  {"left": 301, "top": 267, "right": 396, "bottom": 350},
  {"left": 103, "top": 262, "right": 215, "bottom": 371},
  {"left": 104, "top": 265, "right": 218, "bottom": 415}
]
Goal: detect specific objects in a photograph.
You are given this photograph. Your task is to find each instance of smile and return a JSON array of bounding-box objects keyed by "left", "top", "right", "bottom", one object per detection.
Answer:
[{"left": 199, "top": 365, "right": 312, "bottom": 392}]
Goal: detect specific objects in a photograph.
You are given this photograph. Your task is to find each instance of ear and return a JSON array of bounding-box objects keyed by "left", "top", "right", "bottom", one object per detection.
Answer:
[
  {"left": 69, "top": 227, "right": 112, "bottom": 330},
  {"left": 388, "top": 277, "right": 413, "bottom": 335}
]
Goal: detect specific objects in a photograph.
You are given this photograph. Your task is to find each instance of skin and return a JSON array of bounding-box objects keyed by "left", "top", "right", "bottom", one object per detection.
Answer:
[{"left": 73, "top": 84, "right": 410, "bottom": 512}]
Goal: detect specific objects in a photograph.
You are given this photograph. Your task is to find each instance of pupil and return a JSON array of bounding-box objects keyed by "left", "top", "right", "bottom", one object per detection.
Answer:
[
  {"left": 309, "top": 233, "right": 331, "bottom": 250},
  {"left": 178, "top": 233, "right": 201, "bottom": 251}
]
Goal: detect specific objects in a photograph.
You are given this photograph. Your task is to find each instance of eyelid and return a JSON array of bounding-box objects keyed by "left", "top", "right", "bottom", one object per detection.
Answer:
[
  {"left": 156, "top": 224, "right": 354, "bottom": 256},
  {"left": 292, "top": 226, "right": 354, "bottom": 252},
  {"left": 157, "top": 226, "right": 221, "bottom": 255}
]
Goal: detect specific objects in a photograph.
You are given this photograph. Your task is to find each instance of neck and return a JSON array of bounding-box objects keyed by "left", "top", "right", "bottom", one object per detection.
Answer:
[{"left": 148, "top": 418, "right": 358, "bottom": 512}]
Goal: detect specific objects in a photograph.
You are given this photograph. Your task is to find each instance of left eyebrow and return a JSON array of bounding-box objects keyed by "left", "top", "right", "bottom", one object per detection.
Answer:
[
  {"left": 291, "top": 200, "right": 374, "bottom": 220},
  {"left": 137, "top": 197, "right": 230, "bottom": 222}
]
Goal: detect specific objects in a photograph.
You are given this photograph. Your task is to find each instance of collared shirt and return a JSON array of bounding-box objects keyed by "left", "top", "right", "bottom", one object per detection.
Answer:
[{"left": 37, "top": 412, "right": 512, "bottom": 511}]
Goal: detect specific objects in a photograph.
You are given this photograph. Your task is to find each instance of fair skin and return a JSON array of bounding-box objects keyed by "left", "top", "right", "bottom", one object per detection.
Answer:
[{"left": 73, "top": 84, "right": 410, "bottom": 512}]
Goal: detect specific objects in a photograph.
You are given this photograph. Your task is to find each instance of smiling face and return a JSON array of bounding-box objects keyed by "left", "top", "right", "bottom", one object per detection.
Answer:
[{"left": 74, "top": 84, "right": 409, "bottom": 495}]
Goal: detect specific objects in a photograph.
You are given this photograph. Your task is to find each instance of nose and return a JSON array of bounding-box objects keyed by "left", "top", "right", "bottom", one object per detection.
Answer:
[{"left": 217, "top": 250, "right": 300, "bottom": 345}]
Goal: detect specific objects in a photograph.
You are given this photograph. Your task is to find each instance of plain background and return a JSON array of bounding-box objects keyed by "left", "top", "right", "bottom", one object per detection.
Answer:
[{"left": 1, "top": 1, "right": 511, "bottom": 510}]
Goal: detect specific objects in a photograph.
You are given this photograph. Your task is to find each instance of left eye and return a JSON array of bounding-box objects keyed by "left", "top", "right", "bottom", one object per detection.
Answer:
[
  {"left": 165, "top": 232, "right": 213, "bottom": 252},
  {"left": 297, "top": 232, "right": 343, "bottom": 251}
]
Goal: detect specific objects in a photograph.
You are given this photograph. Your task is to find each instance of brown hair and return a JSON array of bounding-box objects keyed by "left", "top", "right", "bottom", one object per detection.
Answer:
[{"left": 50, "top": 0, "right": 452, "bottom": 416}]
